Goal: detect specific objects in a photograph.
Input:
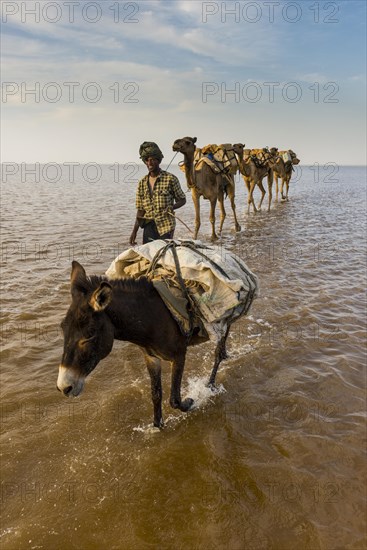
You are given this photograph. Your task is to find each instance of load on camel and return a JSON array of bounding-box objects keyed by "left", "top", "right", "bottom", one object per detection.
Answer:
[
  {"left": 172, "top": 137, "right": 241, "bottom": 241},
  {"left": 233, "top": 144, "right": 277, "bottom": 213},
  {"left": 270, "top": 149, "right": 300, "bottom": 201}
]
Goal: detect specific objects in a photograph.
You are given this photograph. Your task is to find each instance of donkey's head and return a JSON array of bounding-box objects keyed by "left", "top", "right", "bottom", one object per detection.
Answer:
[{"left": 57, "top": 261, "right": 114, "bottom": 397}]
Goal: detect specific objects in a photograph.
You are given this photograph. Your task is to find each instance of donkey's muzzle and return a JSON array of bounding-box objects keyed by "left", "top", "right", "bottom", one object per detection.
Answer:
[{"left": 57, "top": 365, "right": 84, "bottom": 397}]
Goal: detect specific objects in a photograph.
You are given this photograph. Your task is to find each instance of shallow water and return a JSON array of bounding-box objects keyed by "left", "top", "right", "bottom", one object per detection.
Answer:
[{"left": 0, "top": 165, "right": 366, "bottom": 549}]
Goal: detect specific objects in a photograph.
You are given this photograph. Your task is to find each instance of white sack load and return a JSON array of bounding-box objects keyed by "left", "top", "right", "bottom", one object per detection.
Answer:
[
  {"left": 106, "top": 240, "right": 258, "bottom": 341},
  {"left": 282, "top": 151, "right": 292, "bottom": 163}
]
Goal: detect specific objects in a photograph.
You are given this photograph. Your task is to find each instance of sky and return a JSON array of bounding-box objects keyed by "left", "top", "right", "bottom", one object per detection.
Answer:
[{"left": 1, "top": 0, "right": 366, "bottom": 165}]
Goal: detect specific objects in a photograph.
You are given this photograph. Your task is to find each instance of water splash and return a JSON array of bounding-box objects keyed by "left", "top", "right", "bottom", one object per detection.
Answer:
[
  {"left": 131, "top": 376, "right": 226, "bottom": 433},
  {"left": 184, "top": 375, "right": 226, "bottom": 410}
]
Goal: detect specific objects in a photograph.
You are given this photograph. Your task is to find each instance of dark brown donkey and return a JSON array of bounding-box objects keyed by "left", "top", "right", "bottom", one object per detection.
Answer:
[{"left": 57, "top": 261, "right": 229, "bottom": 427}]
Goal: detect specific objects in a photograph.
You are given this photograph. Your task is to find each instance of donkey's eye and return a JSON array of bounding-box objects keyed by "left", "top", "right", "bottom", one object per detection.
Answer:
[{"left": 79, "top": 336, "right": 96, "bottom": 346}]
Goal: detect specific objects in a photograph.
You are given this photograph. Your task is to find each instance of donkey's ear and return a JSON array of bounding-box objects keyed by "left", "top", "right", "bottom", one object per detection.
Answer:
[
  {"left": 192, "top": 137, "right": 197, "bottom": 143},
  {"left": 71, "top": 261, "right": 88, "bottom": 297},
  {"left": 89, "top": 282, "right": 112, "bottom": 312}
]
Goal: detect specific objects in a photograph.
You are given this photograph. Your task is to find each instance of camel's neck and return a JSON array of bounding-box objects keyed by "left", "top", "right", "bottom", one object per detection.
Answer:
[
  {"left": 275, "top": 160, "right": 290, "bottom": 176},
  {"left": 183, "top": 151, "right": 196, "bottom": 188},
  {"left": 235, "top": 153, "right": 249, "bottom": 176},
  {"left": 285, "top": 162, "right": 293, "bottom": 175}
]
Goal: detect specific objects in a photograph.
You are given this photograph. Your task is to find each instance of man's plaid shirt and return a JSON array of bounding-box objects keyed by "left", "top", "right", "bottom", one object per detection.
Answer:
[{"left": 136, "top": 170, "right": 185, "bottom": 235}]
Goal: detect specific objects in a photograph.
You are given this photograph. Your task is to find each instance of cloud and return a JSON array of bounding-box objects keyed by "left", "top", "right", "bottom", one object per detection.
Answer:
[
  {"left": 2, "top": 1, "right": 284, "bottom": 71},
  {"left": 296, "top": 73, "right": 330, "bottom": 85},
  {"left": 1, "top": 1, "right": 366, "bottom": 164},
  {"left": 347, "top": 75, "right": 366, "bottom": 82}
]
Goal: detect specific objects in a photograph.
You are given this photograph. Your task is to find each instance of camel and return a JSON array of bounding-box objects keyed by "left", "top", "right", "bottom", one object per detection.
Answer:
[
  {"left": 233, "top": 144, "right": 276, "bottom": 213},
  {"left": 172, "top": 137, "right": 241, "bottom": 240},
  {"left": 271, "top": 149, "right": 300, "bottom": 200}
]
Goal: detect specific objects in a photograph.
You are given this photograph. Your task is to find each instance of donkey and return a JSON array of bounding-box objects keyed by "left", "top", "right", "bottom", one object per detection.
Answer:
[{"left": 57, "top": 261, "right": 230, "bottom": 428}]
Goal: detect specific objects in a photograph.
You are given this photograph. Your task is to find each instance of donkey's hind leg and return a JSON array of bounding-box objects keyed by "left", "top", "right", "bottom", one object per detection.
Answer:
[
  {"left": 207, "top": 325, "right": 231, "bottom": 388},
  {"left": 144, "top": 353, "right": 163, "bottom": 428}
]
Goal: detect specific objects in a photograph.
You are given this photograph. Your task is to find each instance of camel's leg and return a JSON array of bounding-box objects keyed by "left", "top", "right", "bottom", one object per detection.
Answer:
[
  {"left": 243, "top": 177, "right": 251, "bottom": 194},
  {"left": 257, "top": 180, "right": 266, "bottom": 210},
  {"left": 169, "top": 351, "right": 194, "bottom": 412},
  {"left": 144, "top": 353, "right": 163, "bottom": 428},
  {"left": 191, "top": 188, "right": 201, "bottom": 239},
  {"left": 248, "top": 180, "right": 258, "bottom": 214},
  {"left": 217, "top": 189, "right": 226, "bottom": 235},
  {"left": 207, "top": 325, "right": 231, "bottom": 388},
  {"left": 285, "top": 176, "right": 291, "bottom": 200},
  {"left": 275, "top": 175, "right": 279, "bottom": 200},
  {"left": 227, "top": 183, "right": 241, "bottom": 232},
  {"left": 243, "top": 177, "right": 250, "bottom": 214},
  {"left": 209, "top": 197, "right": 218, "bottom": 241},
  {"left": 280, "top": 178, "right": 286, "bottom": 200},
  {"left": 267, "top": 170, "right": 273, "bottom": 211}
]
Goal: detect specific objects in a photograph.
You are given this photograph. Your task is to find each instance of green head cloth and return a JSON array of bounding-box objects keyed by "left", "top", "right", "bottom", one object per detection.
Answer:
[{"left": 139, "top": 142, "right": 164, "bottom": 163}]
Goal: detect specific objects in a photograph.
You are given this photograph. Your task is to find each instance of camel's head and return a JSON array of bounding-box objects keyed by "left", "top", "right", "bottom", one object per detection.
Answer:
[
  {"left": 289, "top": 150, "right": 300, "bottom": 164},
  {"left": 233, "top": 143, "right": 245, "bottom": 156},
  {"left": 279, "top": 150, "right": 300, "bottom": 165},
  {"left": 173, "top": 137, "right": 197, "bottom": 154}
]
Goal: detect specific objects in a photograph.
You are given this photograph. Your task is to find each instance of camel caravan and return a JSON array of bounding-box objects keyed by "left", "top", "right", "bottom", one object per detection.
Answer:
[{"left": 172, "top": 137, "right": 300, "bottom": 240}]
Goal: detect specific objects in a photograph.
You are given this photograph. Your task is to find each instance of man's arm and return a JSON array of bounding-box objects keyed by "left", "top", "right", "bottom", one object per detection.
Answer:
[
  {"left": 163, "top": 195, "right": 186, "bottom": 216},
  {"left": 173, "top": 196, "right": 186, "bottom": 210},
  {"left": 129, "top": 208, "right": 145, "bottom": 245},
  {"left": 171, "top": 175, "right": 186, "bottom": 211}
]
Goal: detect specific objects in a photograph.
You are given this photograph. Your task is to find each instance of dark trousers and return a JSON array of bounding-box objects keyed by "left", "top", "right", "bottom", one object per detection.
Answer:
[{"left": 143, "top": 221, "right": 174, "bottom": 244}]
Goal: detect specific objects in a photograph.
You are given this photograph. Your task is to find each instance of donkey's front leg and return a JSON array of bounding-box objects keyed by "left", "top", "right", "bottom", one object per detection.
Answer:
[
  {"left": 144, "top": 353, "right": 163, "bottom": 428},
  {"left": 170, "top": 352, "right": 194, "bottom": 412}
]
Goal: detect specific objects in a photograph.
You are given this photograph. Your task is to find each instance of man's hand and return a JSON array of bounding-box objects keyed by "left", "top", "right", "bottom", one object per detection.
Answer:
[
  {"left": 129, "top": 220, "right": 140, "bottom": 245},
  {"left": 129, "top": 230, "right": 138, "bottom": 246},
  {"left": 173, "top": 197, "right": 186, "bottom": 210}
]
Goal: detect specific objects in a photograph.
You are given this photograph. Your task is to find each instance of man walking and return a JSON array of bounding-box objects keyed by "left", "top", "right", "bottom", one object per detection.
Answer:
[{"left": 129, "top": 142, "right": 186, "bottom": 245}]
